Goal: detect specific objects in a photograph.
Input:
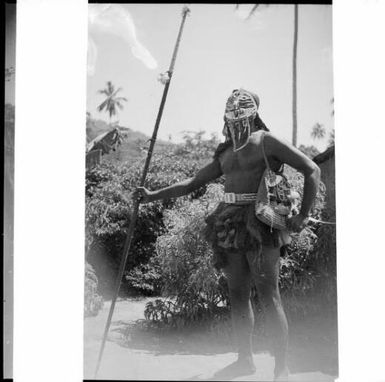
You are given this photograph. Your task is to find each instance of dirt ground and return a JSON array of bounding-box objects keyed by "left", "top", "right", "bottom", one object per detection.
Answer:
[{"left": 84, "top": 298, "right": 337, "bottom": 381}]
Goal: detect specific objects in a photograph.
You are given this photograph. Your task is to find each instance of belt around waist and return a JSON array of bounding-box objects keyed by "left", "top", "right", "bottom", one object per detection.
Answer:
[{"left": 223, "top": 192, "right": 258, "bottom": 204}]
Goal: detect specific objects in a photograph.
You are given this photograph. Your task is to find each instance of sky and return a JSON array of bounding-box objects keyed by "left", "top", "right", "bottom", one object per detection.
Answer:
[{"left": 87, "top": 4, "right": 334, "bottom": 152}]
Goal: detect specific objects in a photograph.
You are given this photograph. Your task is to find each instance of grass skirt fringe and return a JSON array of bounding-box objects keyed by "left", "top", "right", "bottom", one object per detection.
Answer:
[{"left": 204, "top": 202, "right": 283, "bottom": 270}]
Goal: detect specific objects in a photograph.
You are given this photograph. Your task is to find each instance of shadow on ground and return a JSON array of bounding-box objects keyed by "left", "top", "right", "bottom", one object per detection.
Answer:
[
  {"left": 108, "top": 312, "right": 338, "bottom": 377},
  {"left": 110, "top": 317, "right": 236, "bottom": 356},
  {"left": 286, "top": 315, "right": 338, "bottom": 376}
]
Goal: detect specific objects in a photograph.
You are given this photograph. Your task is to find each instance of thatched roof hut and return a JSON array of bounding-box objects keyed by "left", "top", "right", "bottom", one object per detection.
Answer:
[
  {"left": 86, "top": 127, "right": 124, "bottom": 170},
  {"left": 313, "top": 145, "right": 335, "bottom": 219}
]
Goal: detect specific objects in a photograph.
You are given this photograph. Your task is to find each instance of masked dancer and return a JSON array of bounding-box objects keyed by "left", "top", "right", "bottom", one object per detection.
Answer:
[{"left": 135, "top": 89, "right": 321, "bottom": 381}]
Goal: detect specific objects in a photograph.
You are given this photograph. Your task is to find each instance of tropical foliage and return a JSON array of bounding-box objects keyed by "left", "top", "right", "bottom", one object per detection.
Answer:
[
  {"left": 84, "top": 262, "right": 104, "bottom": 317},
  {"left": 85, "top": 132, "right": 219, "bottom": 297},
  {"left": 85, "top": 127, "right": 335, "bottom": 338},
  {"left": 145, "top": 184, "right": 229, "bottom": 329},
  {"left": 311, "top": 123, "right": 326, "bottom": 140},
  {"left": 298, "top": 144, "right": 320, "bottom": 159},
  {"left": 97, "top": 81, "right": 128, "bottom": 125}
]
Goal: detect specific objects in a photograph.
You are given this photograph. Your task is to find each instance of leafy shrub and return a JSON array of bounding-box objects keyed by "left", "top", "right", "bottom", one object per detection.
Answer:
[
  {"left": 275, "top": 165, "right": 329, "bottom": 318},
  {"left": 85, "top": 160, "right": 170, "bottom": 296},
  {"left": 298, "top": 144, "right": 320, "bottom": 159},
  {"left": 84, "top": 262, "right": 104, "bottom": 317},
  {"left": 85, "top": 136, "right": 220, "bottom": 297},
  {"left": 145, "top": 184, "right": 229, "bottom": 328},
  {"left": 124, "top": 256, "right": 163, "bottom": 296},
  {"left": 299, "top": 203, "right": 337, "bottom": 318}
]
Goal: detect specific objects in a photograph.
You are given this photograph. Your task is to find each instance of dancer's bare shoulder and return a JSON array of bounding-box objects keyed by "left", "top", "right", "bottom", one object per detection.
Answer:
[{"left": 257, "top": 131, "right": 319, "bottom": 175}]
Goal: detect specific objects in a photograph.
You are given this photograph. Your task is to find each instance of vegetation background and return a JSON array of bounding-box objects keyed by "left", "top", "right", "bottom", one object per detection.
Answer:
[
  {"left": 84, "top": 4, "right": 337, "bottom": 374},
  {"left": 84, "top": 109, "right": 337, "bottom": 373}
]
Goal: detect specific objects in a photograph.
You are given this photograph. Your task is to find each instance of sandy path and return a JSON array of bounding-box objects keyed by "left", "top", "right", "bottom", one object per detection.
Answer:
[{"left": 84, "top": 298, "right": 335, "bottom": 381}]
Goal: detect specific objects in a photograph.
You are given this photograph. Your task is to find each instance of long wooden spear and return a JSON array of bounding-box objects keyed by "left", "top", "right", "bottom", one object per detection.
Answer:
[{"left": 93, "top": 6, "right": 191, "bottom": 378}]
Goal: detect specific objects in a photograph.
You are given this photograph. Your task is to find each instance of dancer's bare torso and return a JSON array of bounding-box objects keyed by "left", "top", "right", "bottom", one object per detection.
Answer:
[
  {"left": 219, "top": 131, "right": 281, "bottom": 194},
  {"left": 135, "top": 130, "right": 319, "bottom": 232}
]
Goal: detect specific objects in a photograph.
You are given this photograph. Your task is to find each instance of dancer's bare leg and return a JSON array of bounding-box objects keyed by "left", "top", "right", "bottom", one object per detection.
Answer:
[
  {"left": 219, "top": 251, "right": 256, "bottom": 375},
  {"left": 247, "top": 247, "right": 289, "bottom": 380}
]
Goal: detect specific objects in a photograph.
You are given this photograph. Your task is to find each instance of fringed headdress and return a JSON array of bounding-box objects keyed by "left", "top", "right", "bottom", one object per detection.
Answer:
[{"left": 223, "top": 88, "right": 260, "bottom": 152}]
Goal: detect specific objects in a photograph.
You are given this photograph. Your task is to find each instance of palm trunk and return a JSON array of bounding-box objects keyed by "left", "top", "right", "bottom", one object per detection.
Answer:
[{"left": 292, "top": 4, "right": 298, "bottom": 147}]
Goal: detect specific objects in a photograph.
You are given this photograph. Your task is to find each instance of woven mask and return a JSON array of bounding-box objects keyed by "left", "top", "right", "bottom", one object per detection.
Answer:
[{"left": 223, "top": 89, "right": 259, "bottom": 152}]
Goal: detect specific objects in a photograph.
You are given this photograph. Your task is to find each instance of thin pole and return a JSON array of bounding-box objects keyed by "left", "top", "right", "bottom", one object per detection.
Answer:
[{"left": 93, "top": 6, "right": 190, "bottom": 379}]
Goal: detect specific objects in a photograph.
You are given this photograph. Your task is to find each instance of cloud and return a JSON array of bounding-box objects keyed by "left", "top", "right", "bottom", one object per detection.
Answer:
[
  {"left": 88, "top": 4, "right": 158, "bottom": 75},
  {"left": 87, "top": 36, "right": 97, "bottom": 76}
]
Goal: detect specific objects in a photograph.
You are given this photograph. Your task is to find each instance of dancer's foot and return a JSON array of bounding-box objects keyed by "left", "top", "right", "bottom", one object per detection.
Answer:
[
  {"left": 212, "top": 356, "right": 256, "bottom": 380},
  {"left": 274, "top": 366, "right": 290, "bottom": 381}
]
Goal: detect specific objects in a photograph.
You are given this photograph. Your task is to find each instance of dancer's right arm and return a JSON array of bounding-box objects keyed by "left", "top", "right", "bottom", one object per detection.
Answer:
[{"left": 133, "top": 159, "right": 222, "bottom": 203}]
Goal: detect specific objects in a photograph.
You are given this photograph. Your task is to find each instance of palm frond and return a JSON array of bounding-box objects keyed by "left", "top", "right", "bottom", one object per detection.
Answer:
[
  {"left": 97, "top": 81, "right": 128, "bottom": 121},
  {"left": 107, "top": 81, "right": 114, "bottom": 94},
  {"left": 111, "top": 87, "right": 124, "bottom": 98},
  {"left": 97, "top": 99, "right": 109, "bottom": 112},
  {"left": 247, "top": 4, "right": 260, "bottom": 20},
  {"left": 311, "top": 123, "right": 326, "bottom": 140}
]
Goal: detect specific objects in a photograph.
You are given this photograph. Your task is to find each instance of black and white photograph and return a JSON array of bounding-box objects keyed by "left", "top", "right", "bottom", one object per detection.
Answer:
[
  {"left": 8, "top": 1, "right": 385, "bottom": 382},
  {"left": 84, "top": 4, "right": 336, "bottom": 381}
]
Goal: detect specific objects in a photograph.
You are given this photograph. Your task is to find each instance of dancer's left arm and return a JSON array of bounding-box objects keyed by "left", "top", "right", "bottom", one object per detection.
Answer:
[{"left": 263, "top": 133, "right": 321, "bottom": 232}]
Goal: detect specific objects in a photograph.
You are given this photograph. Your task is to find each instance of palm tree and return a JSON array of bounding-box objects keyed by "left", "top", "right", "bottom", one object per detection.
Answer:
[
  {"left": 235, "top": 4, "right": 263, "bottom": 20},
  {"left": 311, "top": 123, "right": 326, "bottom": 140},
  {"left": 236, "top": 4, "right": 299, "bottom": 146},
  {"left": 245, "top": 4, "right": 260, "bottom": 20},
  {"left": 97, "top": 81, "right": 127, "bottom": 126}
]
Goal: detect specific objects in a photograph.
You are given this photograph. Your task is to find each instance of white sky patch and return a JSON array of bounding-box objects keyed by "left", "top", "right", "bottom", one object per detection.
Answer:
[
  {"left": 320, "top": 46, "right": 333, "bottom": 68},
  {"left": 250, "top": 18, "right": 267, "bottom": 31},
  {"left": 87, "top": 36, "right": 97, "bottom": 76},
  {"left": 88, "top": 4, "right": 158, "bottom": 75}
]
